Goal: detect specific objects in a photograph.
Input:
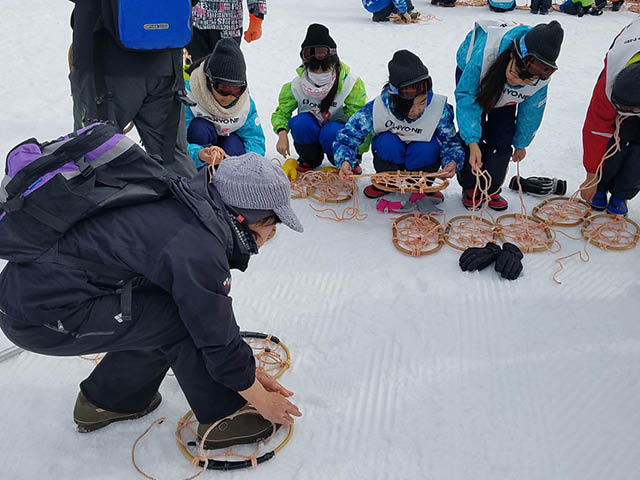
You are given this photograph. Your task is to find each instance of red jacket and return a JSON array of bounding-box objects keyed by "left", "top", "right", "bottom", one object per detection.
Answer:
[{"left": 582, "top": 19, "right": 640, "bottom": 173}]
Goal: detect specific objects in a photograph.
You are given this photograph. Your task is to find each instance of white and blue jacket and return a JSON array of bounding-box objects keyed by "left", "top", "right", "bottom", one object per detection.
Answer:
[
  {"left": 455, "top": 22, "right": 549, "bottom": 150},
  {"left": 333, "top": 86, "right": 465, "bottom": 170}
]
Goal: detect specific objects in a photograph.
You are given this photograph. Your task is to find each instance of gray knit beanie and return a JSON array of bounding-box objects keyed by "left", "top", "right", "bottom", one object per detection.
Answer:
[{"left": 214, "top": 152, "right": 304, "bottom": 233}]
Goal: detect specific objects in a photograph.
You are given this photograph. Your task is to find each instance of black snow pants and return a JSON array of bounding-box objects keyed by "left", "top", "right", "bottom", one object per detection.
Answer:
[{"left": 0, "top": 291, "right": 246, "bottom": 424}]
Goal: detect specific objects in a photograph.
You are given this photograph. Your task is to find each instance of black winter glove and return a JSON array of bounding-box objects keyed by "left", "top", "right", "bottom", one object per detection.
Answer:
[
  {"left": 459, "top": 242, "right": 502, "bottom": 272},
  {"left": 508, "top": 176, "right": 567, "bottom": 196},
  {"left": 494, "top": 242, "right": 524, "bottom": 280}
]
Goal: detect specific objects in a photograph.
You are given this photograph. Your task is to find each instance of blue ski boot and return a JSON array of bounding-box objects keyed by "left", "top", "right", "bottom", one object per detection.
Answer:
[
  {"left": 607, "top": 196, "right": 628, "bottom": 216},
  {"left": 590, "top": 190, "right": 607, "bottom": 211}
]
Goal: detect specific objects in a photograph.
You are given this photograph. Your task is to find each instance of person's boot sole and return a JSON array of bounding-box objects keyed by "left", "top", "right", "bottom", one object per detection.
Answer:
[{"left": 75, "top": 393, "right": 162, "bottom": 433}]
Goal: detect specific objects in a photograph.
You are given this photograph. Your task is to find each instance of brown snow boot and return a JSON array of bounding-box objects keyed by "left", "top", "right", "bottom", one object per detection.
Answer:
[
  {"left": 73, "top": 391, "right": 162, "bottom": 433},
  {"left": 197, "top": 405, "right": 279, "bottom": 450}
]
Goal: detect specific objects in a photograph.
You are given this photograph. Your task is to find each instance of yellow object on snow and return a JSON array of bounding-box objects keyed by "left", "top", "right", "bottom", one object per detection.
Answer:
[
  {"left": 321, "top": 166, "right": 340, "bottom": 173},
  {"left": 282, "top": 158, "right": 298, "bottom": 180}
]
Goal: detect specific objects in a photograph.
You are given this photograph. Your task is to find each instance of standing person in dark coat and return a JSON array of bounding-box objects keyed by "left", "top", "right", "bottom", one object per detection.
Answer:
[
  {"left": 0, "top": 152, "right": 302, "bottom": 446},
  {"left": 68, "top": 0, "right": 197, "bottom": 179}
]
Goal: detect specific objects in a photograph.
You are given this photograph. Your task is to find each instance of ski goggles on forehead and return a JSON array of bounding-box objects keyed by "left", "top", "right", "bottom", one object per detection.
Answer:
[
  {"left": 513, "top": 37, "right": 558, "bottom": 81},
  {"left": 209, "top": 80, "right": 246, "bottom": 97},
  {"left": 389, "top": 77, "right": 432, "bottom": 100},
  {"left": 301, "top": 46, "right": 337, "bottom": 62}
]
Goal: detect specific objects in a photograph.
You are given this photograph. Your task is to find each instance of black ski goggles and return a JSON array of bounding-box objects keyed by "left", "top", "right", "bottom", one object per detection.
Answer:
[
  {"left": 300, "top": 45, "right": 337, "bottom": 62},
  {"left": 208, "top": 79, "right": 246, "bottom": 98},
  {"left": 389, "top": 77, "right": 432, "bottom": 100},
  {"left": 513, "top": 37, "right": 558, "bottom": 81}
]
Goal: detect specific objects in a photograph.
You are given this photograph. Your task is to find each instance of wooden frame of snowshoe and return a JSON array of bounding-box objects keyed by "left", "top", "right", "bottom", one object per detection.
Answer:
[
  {"left": 444, "top": 215, "right": 496, "bottom": 252},
  {"left": 581, "top": 214, "right": 640, "bottom": 251},
  {"left": 495, "top": 214, "right": 554, "bottom": 253},
  {"left": 369, "top": 170, "right": 449, "bottom": 194},
  {"left": 392, "top": 213, "right": 445, "bottom": 257},
  {"left": 290, "top": 171, "right": 354, "bottom": 203},
  {"left": 532, "top": 196, "right": 592, "bottom": 227},
  {"left": 175, "top": 332, "right": 292, "bottom": 472}
]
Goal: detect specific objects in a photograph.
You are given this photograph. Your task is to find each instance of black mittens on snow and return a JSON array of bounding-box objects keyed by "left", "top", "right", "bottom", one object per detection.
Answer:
[
  {"left": 459, "top": 242, "right": 501, "bottom": 272},
  {"left": 459, "top": 242, "right": 524, "bottom": 280},
  {"left": 494, "top": 243, "right": 524, "bottom": 280},
  {"left": 508, "top": 176, "right": 567, "bottom": 196}
]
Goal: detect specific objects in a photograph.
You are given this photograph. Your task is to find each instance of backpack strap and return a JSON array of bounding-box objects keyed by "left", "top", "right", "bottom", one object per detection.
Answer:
[{"left": 92, "top": 26, "right": 111, "bottom": 123}]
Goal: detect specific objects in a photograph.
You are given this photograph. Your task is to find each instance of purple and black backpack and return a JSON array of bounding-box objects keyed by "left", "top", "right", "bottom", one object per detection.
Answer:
[{"left": 0, "top": 123, "right": 172, "bottom": 263}]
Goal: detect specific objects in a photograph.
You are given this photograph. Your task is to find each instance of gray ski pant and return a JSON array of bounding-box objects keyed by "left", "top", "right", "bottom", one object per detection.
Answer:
[{"left": 69, "top": 68, "right": 196, "bottom": 179}]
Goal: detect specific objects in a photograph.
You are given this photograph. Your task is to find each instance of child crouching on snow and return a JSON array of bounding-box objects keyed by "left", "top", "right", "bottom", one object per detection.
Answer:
[
  {"left": 361, "top": 0, "right": 420, "bottom": 23},
  {"left": 272, "top": 24, "right": 369, "bottom": 178},
  {"left": 559, "top": 0, "right": 605, "bottom": 16},
  {"left": 334, "top": 50, "right": 464, "bottom": 203},
  {"left": 580, "top": 19, "right": 640, "bottom": 216},
  {"left": 184, "top": 38, "right": 265, "bottom": 169}
]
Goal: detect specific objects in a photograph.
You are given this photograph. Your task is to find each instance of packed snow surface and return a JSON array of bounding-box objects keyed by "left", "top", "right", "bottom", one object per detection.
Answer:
[{"left": 1, "top": 1, "right": 639, "bottom": 479}]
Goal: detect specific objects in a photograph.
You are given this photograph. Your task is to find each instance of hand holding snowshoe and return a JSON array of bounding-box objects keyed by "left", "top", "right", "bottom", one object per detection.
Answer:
[
  {"left": 494, "top": 243, "right": 524, "bottom": 280},
  {"left": 240, "top": 375, "right": 301, "bottom": 425},
  {"left": 440, "top": 161, "right": 457, "bottom": 179},
  {"left": 339, "top": 162, "right": 353, "bottom": 182},
  {"left": 459, "top": 242, "right": 501, "bottom": 272}
]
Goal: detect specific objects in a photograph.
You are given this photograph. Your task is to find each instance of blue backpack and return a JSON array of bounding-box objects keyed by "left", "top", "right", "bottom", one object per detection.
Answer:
[{"left": 100, "top": 0, "right": 194, "bottom": 51}]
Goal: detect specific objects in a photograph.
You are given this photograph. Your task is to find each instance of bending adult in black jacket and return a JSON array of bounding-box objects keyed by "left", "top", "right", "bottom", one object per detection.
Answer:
[{"left": 0, "top": 152, "right": 302, "bottom": 445}]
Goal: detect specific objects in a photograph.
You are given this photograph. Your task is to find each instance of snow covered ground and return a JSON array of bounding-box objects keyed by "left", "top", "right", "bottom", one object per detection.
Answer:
[{"left": 1, "top": 1, "right": 640, "bottom": 479}]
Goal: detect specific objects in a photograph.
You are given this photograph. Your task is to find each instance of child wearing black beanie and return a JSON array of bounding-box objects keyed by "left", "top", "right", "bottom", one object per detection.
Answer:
[
  {"left": 183, "top": 38, "right": 266, "bottom": 169},
  {"left": 580, "top": 18, "right": 640, "bottom": 216},
  {"left": 333, "top": 50, "right": 465, "bottom": 202},
  {"left": 271, "top": 24, "right": 369, "bottom": 177},
  {"left": 454, "top": 20, "right": 563, "bottom": 211}
]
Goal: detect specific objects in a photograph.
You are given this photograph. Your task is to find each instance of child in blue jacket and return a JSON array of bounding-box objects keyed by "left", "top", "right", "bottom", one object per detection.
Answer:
[
  {"left": 362, "top": 0, "right": 419, "bottom": 22},
  {"left": 335, "top": 50, "right": 464, "bottom": 200},
  {"left": 455, "top": 20, "right": 563, "bottom": 210},
  {"left": 184, "top": 38, "right": 265, "bottom": 169}
]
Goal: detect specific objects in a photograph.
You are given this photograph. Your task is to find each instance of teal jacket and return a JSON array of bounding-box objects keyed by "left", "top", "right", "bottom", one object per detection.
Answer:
[
  {"left": 455, "top": 25, "right": 549, "bottom": 150},
  {"left": 184, "top": 79, "right": 266, "bottom": 168}
]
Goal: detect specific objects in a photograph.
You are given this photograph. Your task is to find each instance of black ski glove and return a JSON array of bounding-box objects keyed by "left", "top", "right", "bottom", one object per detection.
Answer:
[
  {"left": 494, "top": 242, "right": 524, "bottom": 280},
  {"left": 459, "top": 242, "right": 501, "bottom": 272},
  {"left": 508, "top": 176, "right": 567, "bottom": 196}
]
